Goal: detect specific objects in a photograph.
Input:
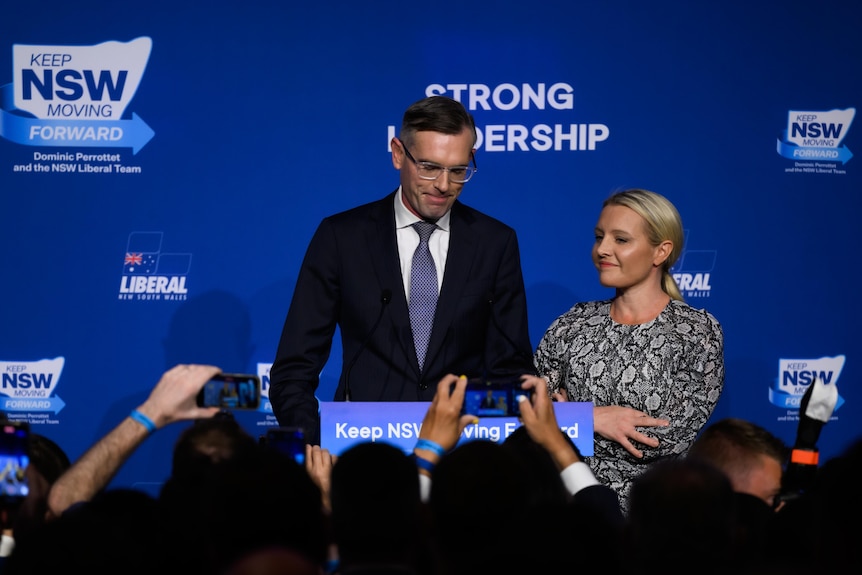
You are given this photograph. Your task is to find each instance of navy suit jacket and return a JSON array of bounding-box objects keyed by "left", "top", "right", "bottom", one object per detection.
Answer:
[{"left": 269, "top": 191, "right": 536, "bottom": 444}]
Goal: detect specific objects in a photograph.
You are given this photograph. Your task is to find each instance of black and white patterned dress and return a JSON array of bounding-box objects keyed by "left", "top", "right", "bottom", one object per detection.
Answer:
[{"left": 534, "top": 299, "right": 725, "bottom": 512}]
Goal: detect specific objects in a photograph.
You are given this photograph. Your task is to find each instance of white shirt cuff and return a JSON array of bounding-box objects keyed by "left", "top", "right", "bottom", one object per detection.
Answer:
[
  {"left": 560, "top": 461, "right": 599, "bottom": 495},
  {"left": 0, "top": 534, "right": 16, "bottom": 557},
  {"left": 419, "top": 472, "right": 432, "bottom": 503}
]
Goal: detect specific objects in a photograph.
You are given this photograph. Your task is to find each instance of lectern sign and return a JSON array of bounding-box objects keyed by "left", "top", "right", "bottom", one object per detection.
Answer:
[{"left": 320, "top": 401, "right": 593, "bottom": 456}]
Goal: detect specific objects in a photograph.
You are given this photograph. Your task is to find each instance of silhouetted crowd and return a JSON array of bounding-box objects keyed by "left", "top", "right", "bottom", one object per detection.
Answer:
[{"left": 1, "top": 366, "right": 858, "bottom": 575}]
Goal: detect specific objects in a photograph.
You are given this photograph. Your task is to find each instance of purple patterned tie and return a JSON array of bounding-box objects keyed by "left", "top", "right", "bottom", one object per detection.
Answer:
[{"left": 409, "top": 221, "right": 438, "bottom": 371}]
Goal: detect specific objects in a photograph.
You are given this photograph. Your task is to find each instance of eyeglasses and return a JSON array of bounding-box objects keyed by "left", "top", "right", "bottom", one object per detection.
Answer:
[{"left": 398, "top": 139, "right": 478, "bottom": 183}]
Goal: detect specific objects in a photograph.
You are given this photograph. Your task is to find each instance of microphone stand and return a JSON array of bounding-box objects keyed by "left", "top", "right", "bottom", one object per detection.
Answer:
[
  {"left": 342, "top": 289, "right": 391, "bottom": 401},
  {"left": 485, "top": 291, "right": 537, "bottom": 379}
]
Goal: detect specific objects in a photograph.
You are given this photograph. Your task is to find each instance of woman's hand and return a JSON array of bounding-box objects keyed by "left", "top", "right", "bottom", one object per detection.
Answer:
[{"left": 593, "top": 405, "right": 669, "bottom": 458}]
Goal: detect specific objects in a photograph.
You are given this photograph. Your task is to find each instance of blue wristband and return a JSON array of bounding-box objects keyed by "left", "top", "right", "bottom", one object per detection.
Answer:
[
  {"left": 415, "top": 438, "right": 446, "bottom": 457},
  {"left": 412, "top": 454, "right": 436, "bottom": 473},
  {"left": 130, "top": 409, "right": 157, "bottom": 433}
]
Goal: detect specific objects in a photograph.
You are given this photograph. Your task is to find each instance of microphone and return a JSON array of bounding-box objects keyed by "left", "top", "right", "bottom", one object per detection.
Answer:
[
  {"left": 342, "top": 289, "right": 392, "bottom": 401},
  {"left": 485, "top": 291, "right": 537, "bottom": 377}
]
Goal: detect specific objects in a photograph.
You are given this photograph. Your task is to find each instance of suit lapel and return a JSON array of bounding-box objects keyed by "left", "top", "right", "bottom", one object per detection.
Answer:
[{"left": 367, "top": 191, "right": 416, "bottom": 367}]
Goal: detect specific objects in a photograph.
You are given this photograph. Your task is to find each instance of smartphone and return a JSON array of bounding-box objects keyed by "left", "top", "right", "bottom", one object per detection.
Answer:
[
  {"left": 461, "top": 377, "right": 529, "bottom": 417},
  {"left": 263, "top": 427, "right": 306, "bottom": 465},
  {"left": 196, "top": 373, "right": 261, "bottom": 410},
  {"left": 0, "top": 421, "right": 30, "bottom": 502}
]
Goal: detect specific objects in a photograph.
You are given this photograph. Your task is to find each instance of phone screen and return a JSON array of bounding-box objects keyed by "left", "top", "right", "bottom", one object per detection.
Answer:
[
  {"left": 196, "top": 373, "right": 261, "bottom": 410},
  {"left": 461, "top": 378, "right": 527, "bottom": 417},
  {"left": 0, "top": 422, "right": 30, "bottom": 500},
  {"left": 265, "top": 427, "right": 306, "bottom": 464}
]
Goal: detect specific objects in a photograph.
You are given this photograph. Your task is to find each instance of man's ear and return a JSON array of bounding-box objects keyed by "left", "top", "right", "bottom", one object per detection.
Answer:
[{"left": 391, "top": 137, "right": 404, "bottom": 169}]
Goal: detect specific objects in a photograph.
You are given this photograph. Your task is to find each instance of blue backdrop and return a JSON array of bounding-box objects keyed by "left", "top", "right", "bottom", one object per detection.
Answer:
[{"left": 1, "top": 0, "right": 859, "bottom": 492}]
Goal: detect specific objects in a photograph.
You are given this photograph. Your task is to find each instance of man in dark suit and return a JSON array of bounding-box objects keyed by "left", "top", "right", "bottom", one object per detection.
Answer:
[{"left": 269, "top": 95, "right": 536, "bottom": 444}]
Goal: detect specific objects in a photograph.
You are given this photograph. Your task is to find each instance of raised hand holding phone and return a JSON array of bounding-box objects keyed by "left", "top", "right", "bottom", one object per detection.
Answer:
[{"left": 196, "top": 373, "right": 261, "bottom": 410}]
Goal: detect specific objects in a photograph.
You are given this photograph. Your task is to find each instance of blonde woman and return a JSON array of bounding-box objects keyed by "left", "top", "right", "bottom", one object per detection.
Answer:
[{"left": 534, "top": 188, "right": 725, "bottom": 513}]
